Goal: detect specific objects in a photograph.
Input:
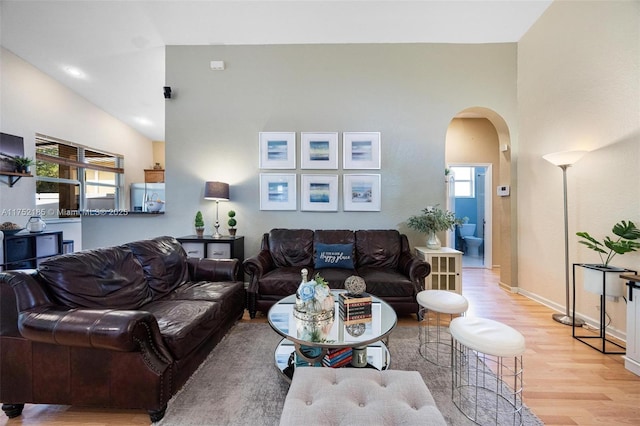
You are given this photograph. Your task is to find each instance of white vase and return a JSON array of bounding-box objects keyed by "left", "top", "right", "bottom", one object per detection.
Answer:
[
  {"left": 426, "top": 231, "right": 441, "bottom": 250},
  {"left": 581, "top": 264, "right": 626, "bottom": 298}
]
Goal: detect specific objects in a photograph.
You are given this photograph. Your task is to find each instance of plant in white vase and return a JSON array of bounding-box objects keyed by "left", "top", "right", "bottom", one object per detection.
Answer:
[
  {"left": 576, "top": 220, "right": 640, "bottom": 297},
  {"left": 407, "top": 204, "right": 463, "bottom": 249}
]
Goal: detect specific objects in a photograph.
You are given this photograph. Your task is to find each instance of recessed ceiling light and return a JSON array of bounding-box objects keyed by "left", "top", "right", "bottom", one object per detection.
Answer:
[
  {"left": 63, "top": 65, "right": 86, "bottom": 79},
  {"left": 135, "top": 117, "right": 153, "bottom": 126}
]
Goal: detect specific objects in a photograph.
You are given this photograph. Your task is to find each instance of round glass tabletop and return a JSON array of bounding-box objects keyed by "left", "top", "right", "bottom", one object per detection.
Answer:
[{"left": 267, "top": 290, "right": 397, "bottom": 349}]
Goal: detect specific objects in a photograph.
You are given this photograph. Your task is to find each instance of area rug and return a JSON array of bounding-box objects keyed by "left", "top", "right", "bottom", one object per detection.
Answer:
[{"left": 157, "top": 323, "right": 543, "bottom": 425}]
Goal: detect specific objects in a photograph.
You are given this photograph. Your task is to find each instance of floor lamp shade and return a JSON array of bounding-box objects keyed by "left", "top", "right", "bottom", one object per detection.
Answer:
[
  {"left": 204, "top": 181, "right": 229, "bottom": 201},
  {"left": 542, "top": 150, "right": 588, "bottom": 167}
]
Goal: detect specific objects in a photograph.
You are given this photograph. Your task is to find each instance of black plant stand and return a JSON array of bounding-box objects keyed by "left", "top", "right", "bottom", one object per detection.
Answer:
[{"left": 572, "top": 263, "right": 637, "bottom": 354}]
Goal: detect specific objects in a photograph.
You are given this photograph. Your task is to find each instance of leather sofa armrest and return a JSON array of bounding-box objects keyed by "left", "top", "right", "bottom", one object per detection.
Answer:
[
  {"left": 187, "top": 257, "right": 239, "bottom": 282},
  {"left": 18, "top": 306, "right": 173, "bottom": 361},
  {"left": 398, "top": 252, "right": 431, "bottom": 293},
  {"left": 243, "top": 250, "right": 275, "bottom": 294}
]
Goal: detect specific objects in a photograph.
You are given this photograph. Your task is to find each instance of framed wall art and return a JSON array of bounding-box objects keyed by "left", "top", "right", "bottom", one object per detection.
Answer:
[
  {"left": 300, "top": 132, "right": 338, "bottom": 169},
  {"left": 259, "top": 173, "right": 297, "bottom": 210},
  {"left": 343, "top": 132, "right": 381, "bottom": 169},
  {"left": 343, "top": 174, "right": 381, "bottom": 211},
  {"left": 301, "top": 174, "right": 339, "bottom": 212},
  {"left": 259, "top": 132, "right": 296, "bottom": 169}
]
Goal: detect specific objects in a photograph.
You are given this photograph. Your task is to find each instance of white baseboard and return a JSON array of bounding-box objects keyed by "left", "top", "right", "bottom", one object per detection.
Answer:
[
  {"left": 514, "top": 288, "right": 627, "bottom": 343},
  {"left": 623, "top": 356, "right": 640, "bottom": 376}
]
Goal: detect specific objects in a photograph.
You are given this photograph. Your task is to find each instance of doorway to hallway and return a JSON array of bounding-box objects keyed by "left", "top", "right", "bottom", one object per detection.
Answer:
[{"left": 447, "top": 164, "right": 493, "bottom": 269}]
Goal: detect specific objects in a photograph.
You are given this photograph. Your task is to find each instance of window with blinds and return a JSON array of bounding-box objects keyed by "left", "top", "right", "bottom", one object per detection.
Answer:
[{"left": 35, "top": 135, "right": 124, "bottom": 217}]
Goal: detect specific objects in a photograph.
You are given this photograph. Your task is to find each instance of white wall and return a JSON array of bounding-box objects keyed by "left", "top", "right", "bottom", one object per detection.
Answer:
[
  {"left": 0, "top": 48, "right": 154, "bottom": 250},
  {"left": 518, "top": 1, "right": 640, "bottom": 335}
]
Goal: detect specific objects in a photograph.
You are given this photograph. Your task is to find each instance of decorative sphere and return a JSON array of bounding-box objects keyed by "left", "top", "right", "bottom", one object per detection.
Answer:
[{"left": 344, "top": 276, "right": 366, "bottom": 295}]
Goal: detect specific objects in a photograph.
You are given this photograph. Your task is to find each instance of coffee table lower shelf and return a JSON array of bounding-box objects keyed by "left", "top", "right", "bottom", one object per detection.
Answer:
[{"left": 274, "top": 338, "right": 391, "bottom": 381}]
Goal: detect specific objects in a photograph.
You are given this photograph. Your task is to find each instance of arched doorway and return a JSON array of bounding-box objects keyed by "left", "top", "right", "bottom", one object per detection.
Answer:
[{"left": 445, "top": 107, "right": 515, "bottom": 288}]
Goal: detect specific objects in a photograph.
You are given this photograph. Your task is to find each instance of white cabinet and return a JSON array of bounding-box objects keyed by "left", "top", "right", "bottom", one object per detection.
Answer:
[
  {"left": 624, "top": 275, "right": 640, "bottom": 376},
  {"left": 415, "top": 247, "right": 463, "bottom": 294}
]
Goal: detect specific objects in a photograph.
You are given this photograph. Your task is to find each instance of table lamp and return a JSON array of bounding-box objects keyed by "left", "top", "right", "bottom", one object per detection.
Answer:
[{"left": 204, "top": 181, "right": 229, "bottom": 238}]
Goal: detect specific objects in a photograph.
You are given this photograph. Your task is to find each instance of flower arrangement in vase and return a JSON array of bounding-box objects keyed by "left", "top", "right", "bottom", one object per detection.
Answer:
[
  {"left": 294, "top": 269, "right": 335, "bottom": 342},
  {"left": 294, "top": 269, "right": 334, "bottom": 319},
  {"left": 407, "top": 204, "right": 463, "bottom": 249}
]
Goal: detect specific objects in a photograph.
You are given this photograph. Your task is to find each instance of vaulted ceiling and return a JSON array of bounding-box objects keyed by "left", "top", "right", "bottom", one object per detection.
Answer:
[{"left": 1, "top": 1, "right": 552, "bottom": 141}]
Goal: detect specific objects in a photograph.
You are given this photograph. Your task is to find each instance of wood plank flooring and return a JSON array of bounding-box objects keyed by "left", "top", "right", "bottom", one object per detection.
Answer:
[{"left": 2, "top": 267, "right": 639, "bottom": 425}]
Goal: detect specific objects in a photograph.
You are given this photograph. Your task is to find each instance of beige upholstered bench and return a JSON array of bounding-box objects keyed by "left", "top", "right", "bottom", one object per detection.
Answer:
[{"left": 279, "top": 368, "right": 446, "bottom": 425}]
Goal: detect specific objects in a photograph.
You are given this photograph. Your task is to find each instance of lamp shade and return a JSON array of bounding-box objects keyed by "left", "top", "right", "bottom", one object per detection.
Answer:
[
  {"left": 204, "top": 181, "right": 229, "bottom": 201},
  {"left": 542, "top": 150, "right": 588, "bottom": 167}
]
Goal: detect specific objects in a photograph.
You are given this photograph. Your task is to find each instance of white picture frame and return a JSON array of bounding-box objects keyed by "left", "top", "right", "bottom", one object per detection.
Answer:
[
  {"left": 300, "top": 132, "right": 339, "bottom": 169},
  {"left": 343, "top": 132, "right": 381, "bottom": 169},
  {"left": 259, "top": 173, "right": 297, "bottom": 210},
  {"left": 343, "top": 174, "right": 381, "bottom": 211},
  {"left": 301, "top": 174, "right": 339, "bottom": 212},
  {"left": 259, "top": 132, "right": 296, "bottom": 169}
]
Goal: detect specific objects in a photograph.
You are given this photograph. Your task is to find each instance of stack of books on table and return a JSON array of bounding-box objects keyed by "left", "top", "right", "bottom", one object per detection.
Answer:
[
  {"left": 339, "top": 292, "right": 373, "bottom": 325},
  {"left": 322, "top": 347, "right": 353, "bottom": 368}
]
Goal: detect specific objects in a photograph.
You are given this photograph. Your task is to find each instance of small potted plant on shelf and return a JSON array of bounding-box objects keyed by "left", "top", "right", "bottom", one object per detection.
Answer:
[
  {"left": 194, "top": 211, "right": 205, "bottom": 238},
  {"left": 576, "top": 220, "right": 640, "bottom": 297},
  {"left": 227, "top": 210, "right": 237, "bottom": 237},
  {"left": 407, "top": 204, "right": 463, "bottom": 249},
  {"left": 13, "top": 156, "right": 34, "bottom": 174}
]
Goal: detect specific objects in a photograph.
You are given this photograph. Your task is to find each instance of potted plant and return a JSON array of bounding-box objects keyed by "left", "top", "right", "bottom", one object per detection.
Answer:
[
  {"left": 576, "top": 220, "right": 640, "bottom": 297},
  {"left": 13, "top": 156, "right": 34, "bottom": 174},
  {"left": 194, "top": 211, "right": 205, "bottom": 238},
  {"left": 407, "top": 204, "right": 463, "bottom": 249},
  {"left": 227, "top": 210, "right": 237, "bottom": 236}
]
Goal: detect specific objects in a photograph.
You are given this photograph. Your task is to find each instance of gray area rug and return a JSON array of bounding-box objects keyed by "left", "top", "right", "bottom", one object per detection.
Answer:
[{"left": 157, "top": 323, "right": 543, "bottom": 426}]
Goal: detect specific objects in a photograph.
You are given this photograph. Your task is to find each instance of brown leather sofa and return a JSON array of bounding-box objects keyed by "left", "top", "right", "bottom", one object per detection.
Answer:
[
  {"left": 243, "top": 229, "right": 430, "bottom": 318},
  {"left": 0, "top": 236, "right": 245, "bottom": 422}
]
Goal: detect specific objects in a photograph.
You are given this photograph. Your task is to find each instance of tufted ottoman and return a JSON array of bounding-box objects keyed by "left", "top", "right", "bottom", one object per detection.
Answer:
[{"left": 279, "top": 368, "right": 446, "bottom": 426}]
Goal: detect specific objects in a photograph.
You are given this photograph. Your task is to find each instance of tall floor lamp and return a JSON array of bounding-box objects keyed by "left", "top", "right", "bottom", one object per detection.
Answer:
[
  {"left": 542, "top": 150, "right": 588, "bottom": 326},
  {"left": 204, "top": 181, "right": 229, "bottom": 239}
]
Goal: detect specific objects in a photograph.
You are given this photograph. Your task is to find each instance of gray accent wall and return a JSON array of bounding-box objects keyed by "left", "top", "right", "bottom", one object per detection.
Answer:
[{"left": 85, "top": 43, "right": 517, "bottom": 258}]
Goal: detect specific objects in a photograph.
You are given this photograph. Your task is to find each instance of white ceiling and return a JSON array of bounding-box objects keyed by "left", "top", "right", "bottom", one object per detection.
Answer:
[{"left": 0, "top": 1, "right": 552, "bottom": 142}]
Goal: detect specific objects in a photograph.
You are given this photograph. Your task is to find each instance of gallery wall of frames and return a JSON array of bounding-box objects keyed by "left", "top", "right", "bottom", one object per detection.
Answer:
[{"left": 258, "top": 131, "right": 381, "bottom": 212}]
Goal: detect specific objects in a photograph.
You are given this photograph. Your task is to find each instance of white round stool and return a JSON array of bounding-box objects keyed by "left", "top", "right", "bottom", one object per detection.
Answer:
[
  {"left": 417, "top": 290, "right": 469, "bottom": 366},
  {"left": 450, "top": 317, "right": 526, "bottom": 426}
]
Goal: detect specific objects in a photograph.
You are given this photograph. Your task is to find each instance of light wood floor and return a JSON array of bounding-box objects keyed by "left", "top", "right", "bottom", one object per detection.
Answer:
[{"left": 2, "top": 267, "right": 640, "bottom": 425}]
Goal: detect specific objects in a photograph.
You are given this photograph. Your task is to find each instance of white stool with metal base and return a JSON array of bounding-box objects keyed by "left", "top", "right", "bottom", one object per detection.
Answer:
[
  {"left": 450, "top": 317, "right": 526, "bottom": 426},
  {"left": 417, "top": 290, "right": 469, "bottom": 367}
]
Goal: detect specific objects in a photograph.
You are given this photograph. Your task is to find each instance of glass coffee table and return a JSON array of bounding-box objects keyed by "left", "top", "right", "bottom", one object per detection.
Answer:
[{"left": 267, "top": 290, "right": 397, "bottom": 379}]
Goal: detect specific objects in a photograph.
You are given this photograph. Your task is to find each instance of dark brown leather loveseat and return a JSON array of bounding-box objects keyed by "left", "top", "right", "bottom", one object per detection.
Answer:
[
  {"left": 243, "top": 229, "right": 430, "bottom": 318},
  {"left": 0, "top": 236, "right": 245, "bottom": 422}
]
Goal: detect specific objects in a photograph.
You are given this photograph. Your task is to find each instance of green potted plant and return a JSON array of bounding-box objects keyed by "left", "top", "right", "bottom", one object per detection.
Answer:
[
  {"left": 407, "top": 204, "right": 463, "bottom": 249},
  {"left": 227, "top": 210, "right": 237, "bottom": 237},
  {"left": 13, "top": 156, "right": 34, "bottom": 174},
  {"left": 194, "top": 211, "right": 205, "bottom": 238},
  {"left": 576, "top": 220, "right": 640, "bottom": 297}
]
